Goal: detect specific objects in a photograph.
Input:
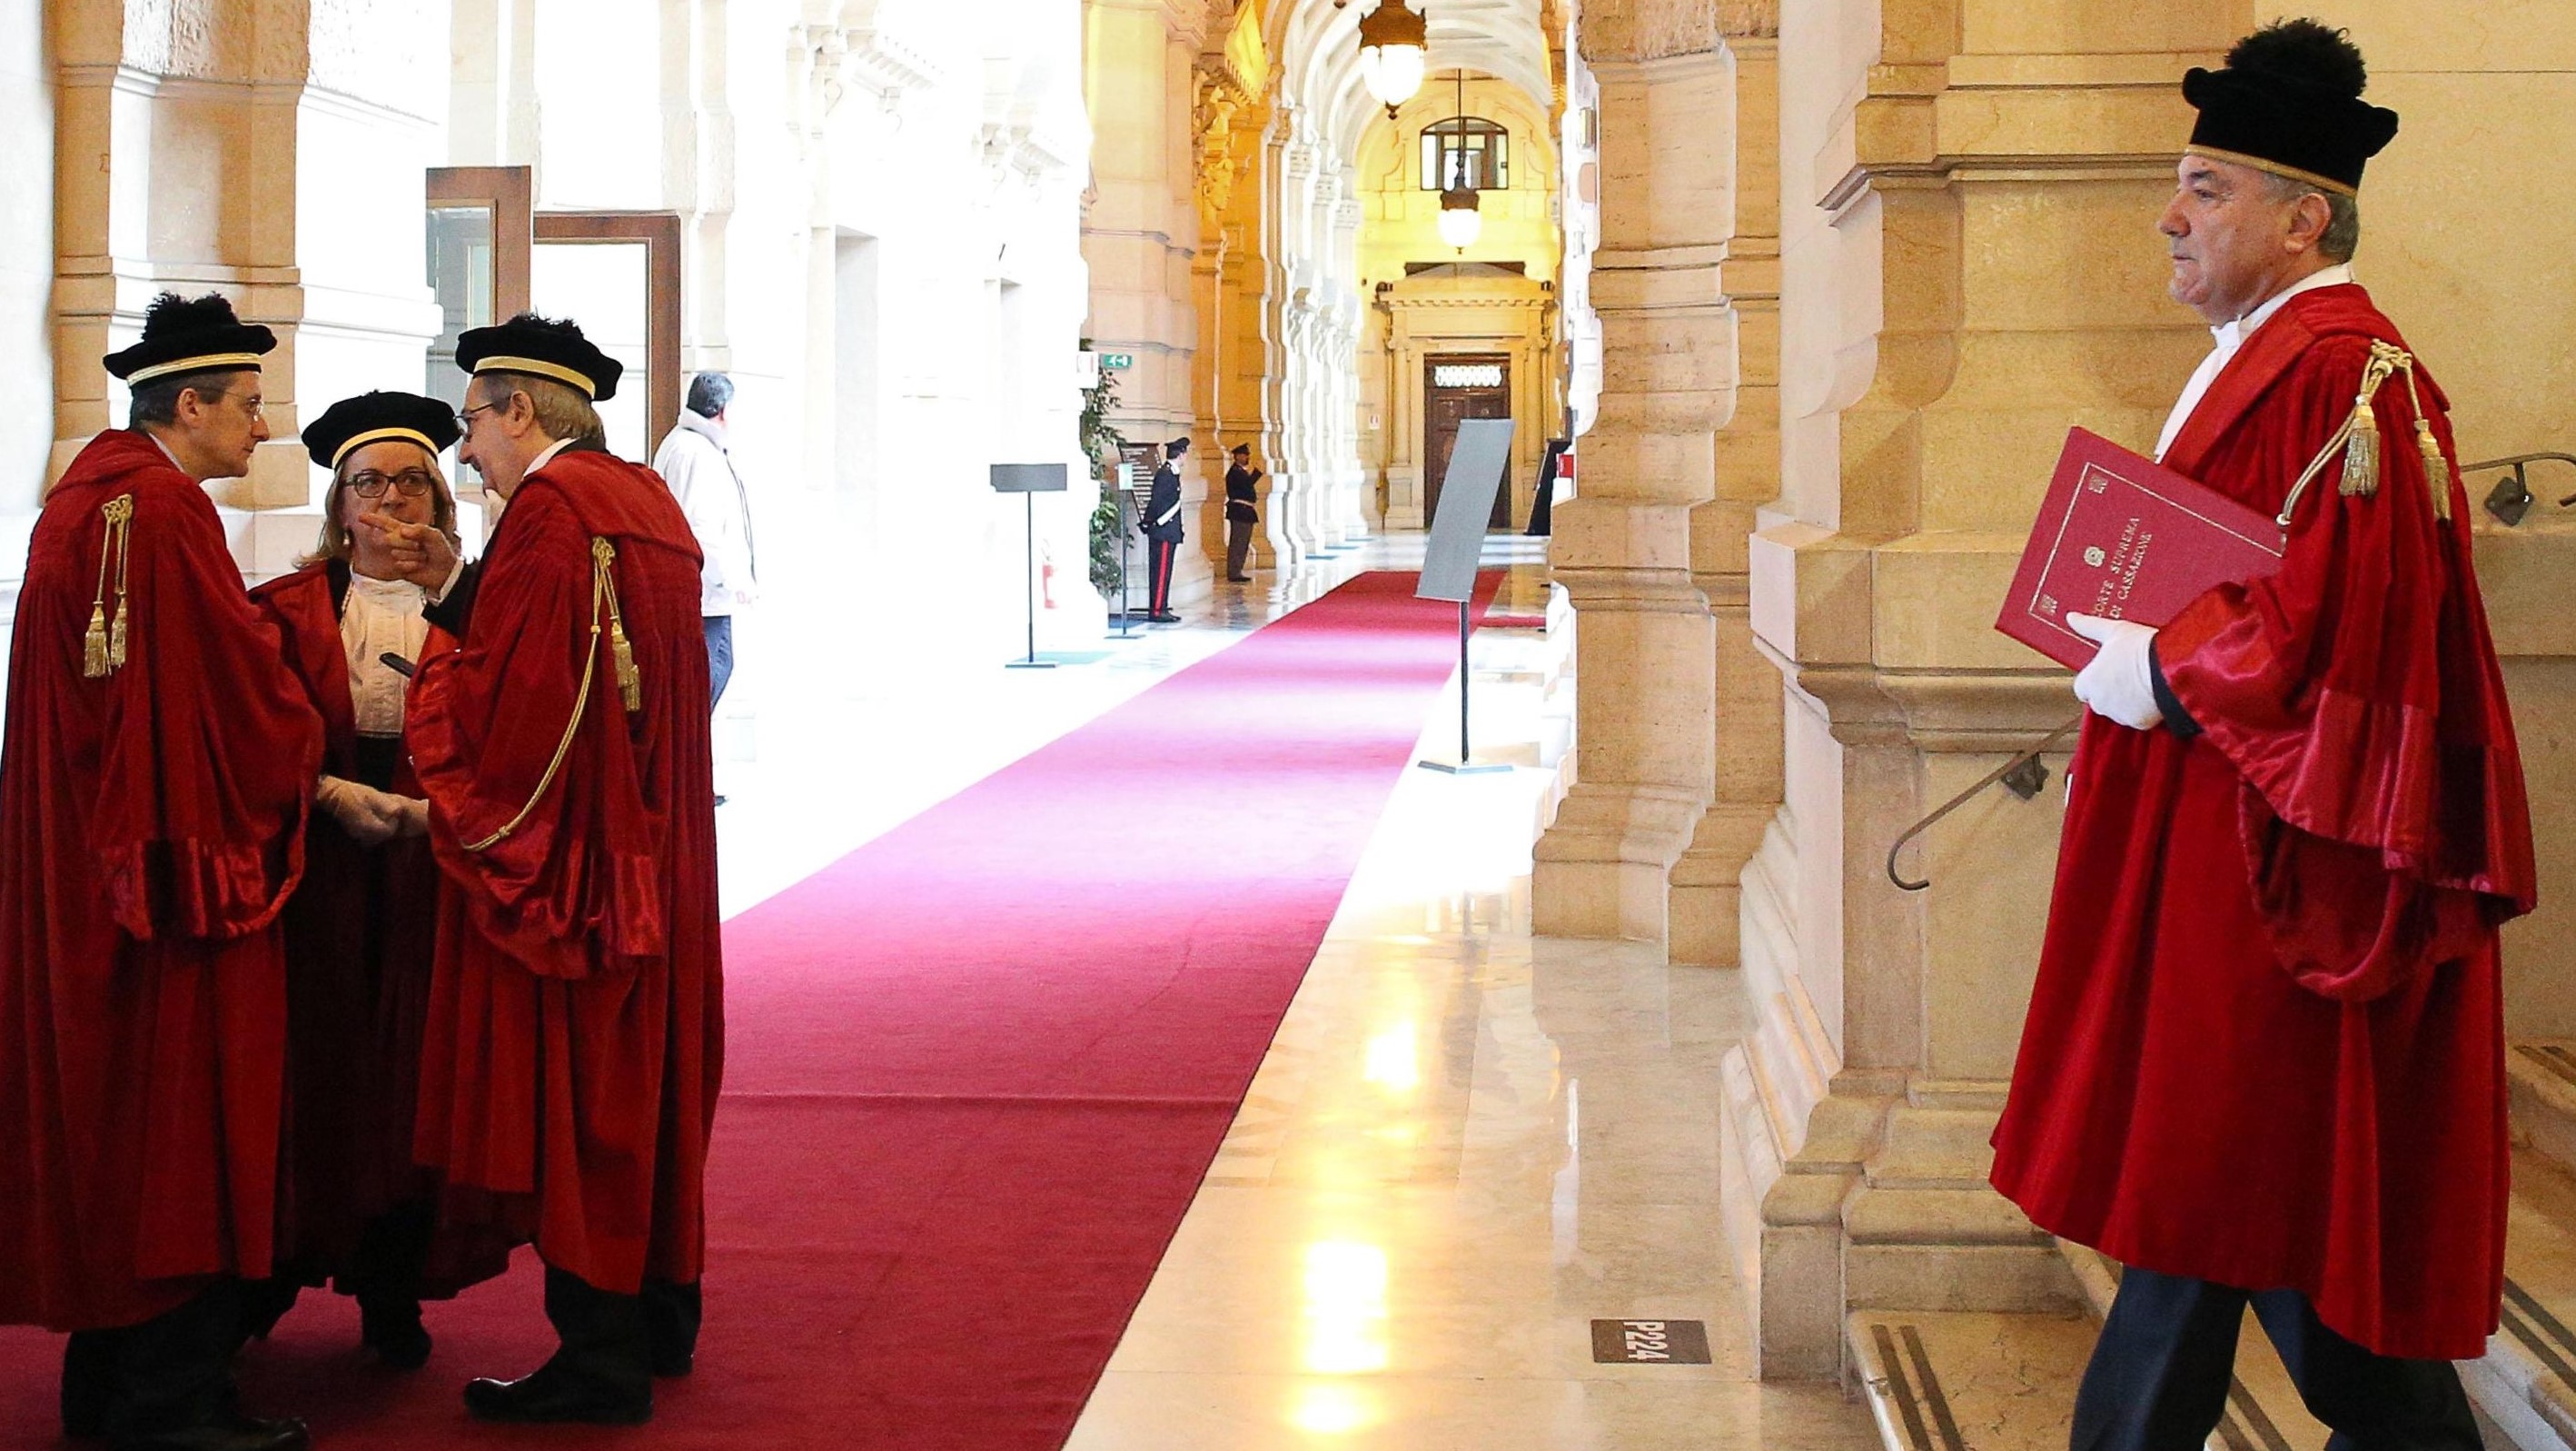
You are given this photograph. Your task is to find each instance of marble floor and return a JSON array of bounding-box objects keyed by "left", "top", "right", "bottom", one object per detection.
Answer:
[{"left": 711, "top": 538, "right": 1882, "bottom": 1449}]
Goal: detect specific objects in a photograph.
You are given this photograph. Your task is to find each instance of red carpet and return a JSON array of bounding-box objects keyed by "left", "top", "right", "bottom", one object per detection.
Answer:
[{"left": 0, "top": 571, "right": 1496, "bottom": 1448}]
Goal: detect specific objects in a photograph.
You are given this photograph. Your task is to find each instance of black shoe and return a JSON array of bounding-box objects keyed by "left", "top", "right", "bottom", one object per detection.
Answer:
[
  {"left": 63, "top": 1330, "right": 114, "bottom": 1438},
  {"left": 650, "top": 1346, "right": 693, "bottom": 1378},
  {"left": 1147, "top": 611, "right": 1182, "bottom": 624},
  {"left": 359, "top": 1298, "right": 432, "bottom": 1370},
  {"left": 233, "top": 1280, "right": 300, "bottom": 1344},
  {"left": 464, "top": 1362, "right": 651, "bottom": 1426},
  {"left": 1226, "top": 574, "right": 1252, "bottom": 582},
  {"left": 112, "top": 1412, "right": 310, "bottom": 1451}
]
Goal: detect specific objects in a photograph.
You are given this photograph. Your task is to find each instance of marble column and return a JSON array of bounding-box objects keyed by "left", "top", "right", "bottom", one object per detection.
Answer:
[
  {"left": 1530, "top": 15, "right": 1733, "bottom": 946},
  {"left": 1082, "top": 0, "right": 1209, "bottom": 604},
  {"left": 48, "top": 0, "right": 448, "bottom": 573},
  {"left": 1668, "top": 30, "right": 1783, "bottom": 969}
]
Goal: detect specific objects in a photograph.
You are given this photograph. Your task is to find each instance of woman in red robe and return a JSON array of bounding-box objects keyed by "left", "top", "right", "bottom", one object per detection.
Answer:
[{"left": 243, "top": 393, "right": 510, "bottom": 1368}]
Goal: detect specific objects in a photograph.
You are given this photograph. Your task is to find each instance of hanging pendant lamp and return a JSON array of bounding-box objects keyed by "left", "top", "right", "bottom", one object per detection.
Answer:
[
  {"left": 1357, "top": 0, "right": 1428, "bottom": 116},
  {"left": 1434, "top": 68, "right": 1481, "bottom": 252}
]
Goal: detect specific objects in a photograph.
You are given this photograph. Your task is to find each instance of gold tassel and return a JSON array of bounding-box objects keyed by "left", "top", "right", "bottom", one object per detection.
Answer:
[
  {"left": 593, "top": 538, "right": 641, "bottom": 713},
  {"left": 107, "top": 496, "right": 133, "bottom": 669},
  {"left": 82, "top": 495, "right": 134, "bottom": 679},
  {"left": 2335, "top": 343, "right": 2411, "bottom": 500},
  {"left": 2399, "top": 360, "right": 2452, "bottom": 522},
  {"left": 82, "top": 604, "right": 108, "bottom": 679},
  {"left": 2338, "top": 398, "right": 2380, "bottom": 498}
]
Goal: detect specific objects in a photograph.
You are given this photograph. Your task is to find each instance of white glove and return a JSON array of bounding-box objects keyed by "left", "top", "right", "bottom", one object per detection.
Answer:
[
  {"left": 2065, "top": 612, "right": 2165, "bottom": 730},
  {"left": 316, "top": 775, "right": 409, "bottom": 847}
]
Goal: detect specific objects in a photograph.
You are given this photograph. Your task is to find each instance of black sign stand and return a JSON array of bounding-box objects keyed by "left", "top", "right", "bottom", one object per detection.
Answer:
[
  {"left": 1110, "top": 477, "right": 1138, "bottom": 640},
  {"left": 1419, "top": 599, "right": 1509, "bottom": 775},
  {"left": 991, "top": 463, "right": 1069, "bottom": 670}
]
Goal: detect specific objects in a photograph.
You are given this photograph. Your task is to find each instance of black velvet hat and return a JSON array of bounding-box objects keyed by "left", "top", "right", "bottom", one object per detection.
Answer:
[
  {"left": 2183, "top": 18, "right": 2399, "bottom": 195},
  {"left": 453, "top": 313, "right": 623, "bottom": 402},
  {"left": 104, "top": 292, "right": 276, "bottom": 384},
  {"left": 303, "top": 391, "right": 461, "bottom": 472}
]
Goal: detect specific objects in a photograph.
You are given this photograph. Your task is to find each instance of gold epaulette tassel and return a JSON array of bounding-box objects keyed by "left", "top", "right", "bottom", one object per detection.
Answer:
[
  {"left": 593, "top": 538, "right": 641, "bottom": 712},
  {"left": 2399, "top": 358, "right": 2452, "bottom": 522},
  {"left": 82, "top": 604, "right": 108, "bottom": 678},
  {"left": 83, "top": 495, "right": 135, "bottom": 679}
]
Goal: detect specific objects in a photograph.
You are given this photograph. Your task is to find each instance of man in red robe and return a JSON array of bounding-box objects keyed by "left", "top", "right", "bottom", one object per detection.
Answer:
[
  {"left": 1989, "top": 22, "right": 2535, "bottom": 1446},
  {"left": 0, "top": 293, "right": 322, "bottom": 1451},
  {"left": 391, "top": 314, "right": 723, "bottom": 1425}
]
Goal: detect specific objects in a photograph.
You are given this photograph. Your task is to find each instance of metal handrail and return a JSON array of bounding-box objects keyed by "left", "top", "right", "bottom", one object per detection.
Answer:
[
  {"left": 1885, "top": 716, "right": 2085, "bottom": 892},
  {"left": 2463, "top": 452, "right": 2576, "bottom": 525}
]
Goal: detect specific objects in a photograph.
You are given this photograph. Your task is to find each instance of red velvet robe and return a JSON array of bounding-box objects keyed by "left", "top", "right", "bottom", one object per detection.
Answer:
[
  {"left": 0, "top": 431, "right": 322, "bottom": 1331},
  {"left": 1991, "top": 285, "right": 2537, "bottom": 1360},
  {"left": 251, "top": 564, "right": 510, "bottom": 1296},
  {"left": 406, "top": 449, "right": 723, "bottom": 1295}
]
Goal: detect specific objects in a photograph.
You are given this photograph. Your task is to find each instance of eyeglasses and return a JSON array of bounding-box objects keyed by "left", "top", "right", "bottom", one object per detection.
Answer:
[
  {"left": 456, "top": 401, "right": 501, "bottom": 430},
  {"left": 347, "top": 469, "right": 438, "bottom": 499},
  {"left": 204, "top": 391, "right": 264, "bottom": 421}
]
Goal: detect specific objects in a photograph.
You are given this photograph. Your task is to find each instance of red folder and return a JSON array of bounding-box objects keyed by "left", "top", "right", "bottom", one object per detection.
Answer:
[{"left": 1996, "top": 428, "right": 2285, "bottom": 671}]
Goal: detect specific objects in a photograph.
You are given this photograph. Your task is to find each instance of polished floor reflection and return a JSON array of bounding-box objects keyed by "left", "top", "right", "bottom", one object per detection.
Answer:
[{"left": 1055, "top": 551, "right": 1879, "bottom": 1449}]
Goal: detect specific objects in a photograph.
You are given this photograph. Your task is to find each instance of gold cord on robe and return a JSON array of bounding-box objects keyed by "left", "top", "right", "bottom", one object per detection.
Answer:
[
  {"left": 83, "top": 495, "right": 135, "bottom": 680},
  {"left": 461, "top": 535, "right": 639, "bottom": 852},
  {"left": 2274, "top": 341, "right": 2451, "bottom": 531}
]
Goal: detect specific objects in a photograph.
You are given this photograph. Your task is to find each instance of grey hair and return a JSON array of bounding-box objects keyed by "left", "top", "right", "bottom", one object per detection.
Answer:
[
  {"left": 472, "top": 371, "right": 608, "bottom": 451},
  {"left": 686, "top": 372, "right": 734, "bottom": 418},
  {"left": 128, "top": 369, "right": 249, "bottom": 431},
  {"left": 2264, "top": 171, "right": 2362, "bottom": 263}
]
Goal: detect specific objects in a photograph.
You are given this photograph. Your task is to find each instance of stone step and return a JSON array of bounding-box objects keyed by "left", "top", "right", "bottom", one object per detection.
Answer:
[
  {"left": 1844, "top": 1305, "right": 2343, "bottom": 1451},
  {"left": 2464, "top": 1146, "right": 2576, "bottom": 1448},
  {"left": 2510, "top": 1042, "right": 2576, "bottom": 1179}
]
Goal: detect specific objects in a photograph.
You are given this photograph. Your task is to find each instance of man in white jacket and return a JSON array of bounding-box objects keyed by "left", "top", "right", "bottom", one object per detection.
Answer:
[{"left": 652, "top": 374, "right": 758, "bottom": 798}]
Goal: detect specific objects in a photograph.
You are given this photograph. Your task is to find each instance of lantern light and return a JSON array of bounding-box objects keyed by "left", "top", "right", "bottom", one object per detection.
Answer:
[
  {"left": 1356, "top": 1, "right": 1428, "bottom": 116},
  {"left": 1437, "top": 187, "right": 1481, "bottom": 251}
]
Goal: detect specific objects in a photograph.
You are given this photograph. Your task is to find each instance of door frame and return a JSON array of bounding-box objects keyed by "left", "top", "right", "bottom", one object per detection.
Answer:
[
  {"left": 1422, "top": 353, "right": 1513, "bottom": 529},
  {"left": 533, "top": 211, "right": 685, "bottom": 457}
]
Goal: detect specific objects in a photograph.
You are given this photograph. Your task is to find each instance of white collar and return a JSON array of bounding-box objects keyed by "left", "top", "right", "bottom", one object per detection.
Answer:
[
  {"left": 526, "top": 437, "right": 576, "bottom": 477},
  {"left": 676, "top": 410, "right": 726, "bottom": 449},
  {"left": 2214, "top": 263, "right": 2353, "bottom": 350}
]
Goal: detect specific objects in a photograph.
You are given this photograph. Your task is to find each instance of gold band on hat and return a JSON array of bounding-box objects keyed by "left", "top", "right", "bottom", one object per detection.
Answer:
[
  {"left": 125, "top": 351, "right": 266, "bottom": 385},
  {"left": 2184, "top": 144, "right": 2360, "bottom": 198},
  {"left": 472, "top": 354, "right": 598, "bottom": 398},
  {"left": 326, "top": 426, "right": 441, "bottom": 470}
]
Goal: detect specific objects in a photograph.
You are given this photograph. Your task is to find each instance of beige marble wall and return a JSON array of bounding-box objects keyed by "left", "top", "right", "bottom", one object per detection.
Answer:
[{"left": 1723, "top": 0, "right": 2247, "bottom": 1378}]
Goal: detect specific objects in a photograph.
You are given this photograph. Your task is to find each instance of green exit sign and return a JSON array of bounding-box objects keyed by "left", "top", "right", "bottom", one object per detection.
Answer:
[{"left": 1101, "top": 352, "right": 1134, "bottom": 370}]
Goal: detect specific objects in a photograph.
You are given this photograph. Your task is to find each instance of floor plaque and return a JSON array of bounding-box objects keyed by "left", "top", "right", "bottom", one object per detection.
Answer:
[{"left": 1590, "top": 1319, "right": 1712, "bottom": 1364}]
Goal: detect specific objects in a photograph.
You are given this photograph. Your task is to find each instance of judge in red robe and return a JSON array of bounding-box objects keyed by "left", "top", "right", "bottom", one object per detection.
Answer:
[
  {"left": 0, "top": 294, "right": 322, "bottom": 1451},
  {"left": 1989, "top": 24, "right": 2534, "bottom": 1447},
  {"left": 391, "top": 315, "right": 722, "bottom": 1426},
  {"left": 243, "top": 392, "right": 511, "bottom": 1370}
]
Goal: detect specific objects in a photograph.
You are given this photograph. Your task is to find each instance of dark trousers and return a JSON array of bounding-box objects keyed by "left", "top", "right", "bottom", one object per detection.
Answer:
[
  {"left": 1225, "top": 518, "right": 1253, "bottom": 579},
  {"left": 703, "top": 614, "right": 734, "bottom": 711},
  {"left": 539, "top": 1264, "right": 704, "bottom": 1402},
  {"left": 1146, "top": 539, "right": 1179, "bottom": 615},
  {"left": 2073, "top": 1267, "right": 2479, "bottom": 1451},
  {"left": 62, "top": 1278, "right": 246, "bottom": 1438}
]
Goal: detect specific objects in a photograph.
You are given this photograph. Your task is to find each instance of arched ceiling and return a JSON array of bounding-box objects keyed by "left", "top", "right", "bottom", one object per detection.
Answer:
[{"left": 1273, "top": 0, "right": 1553, "bottom": 164}]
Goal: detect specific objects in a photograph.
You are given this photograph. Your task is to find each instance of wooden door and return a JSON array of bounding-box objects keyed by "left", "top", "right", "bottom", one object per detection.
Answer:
[
  {"left": 532, "top": 211, "right": 684, "bottom": 461},
  {"left": 1422, "top": 354, "right": 1512, "bottom": 530}
]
